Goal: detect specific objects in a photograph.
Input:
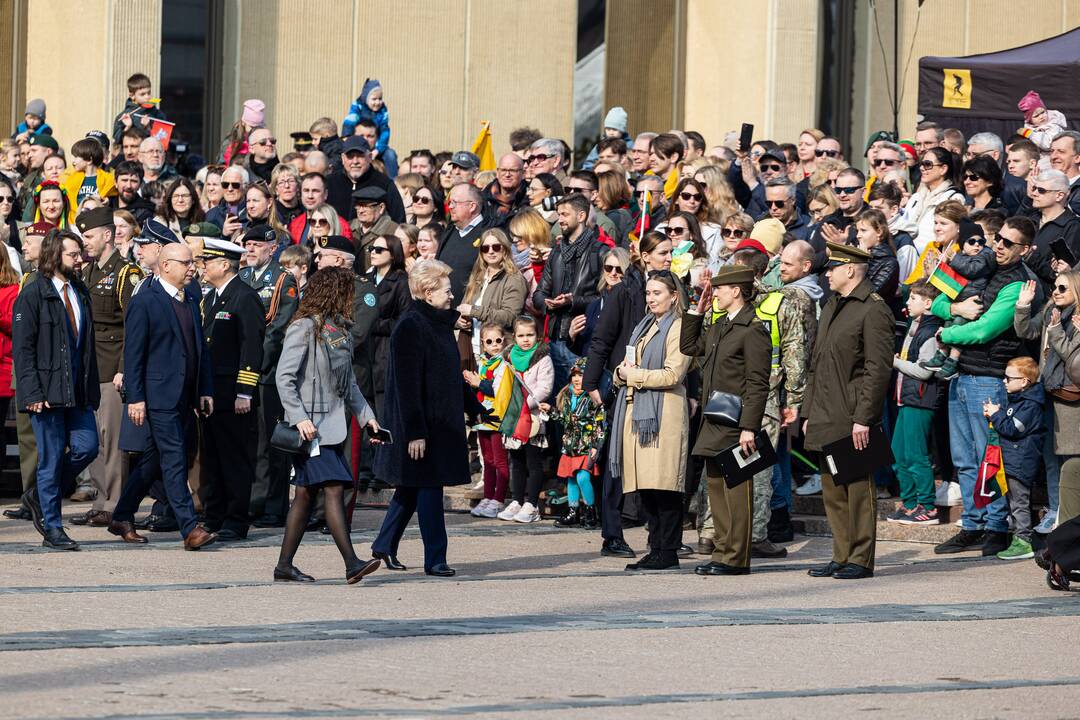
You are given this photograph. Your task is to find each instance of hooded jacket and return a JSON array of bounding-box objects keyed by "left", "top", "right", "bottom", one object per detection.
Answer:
[{"left": 988, "top": 383, "right": 1045, "bottom": 485}]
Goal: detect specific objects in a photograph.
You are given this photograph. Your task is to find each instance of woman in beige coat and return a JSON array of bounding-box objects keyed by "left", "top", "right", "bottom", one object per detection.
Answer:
[
  {"left": 609, "top": 271, "right": 691, "bottom": 571},
  {"left": 456, "top": 227, "right": 528, "bottom": 364}
]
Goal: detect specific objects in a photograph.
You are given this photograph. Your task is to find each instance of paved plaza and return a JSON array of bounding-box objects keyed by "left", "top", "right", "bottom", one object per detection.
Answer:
[{"left": 1, "top": 500, "right": 1078, "bottom": 719}]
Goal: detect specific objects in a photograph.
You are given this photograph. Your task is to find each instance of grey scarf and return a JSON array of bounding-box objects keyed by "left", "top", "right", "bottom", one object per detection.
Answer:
[{"left": 607, "top": 311, "right": 677, "bottom": 478}]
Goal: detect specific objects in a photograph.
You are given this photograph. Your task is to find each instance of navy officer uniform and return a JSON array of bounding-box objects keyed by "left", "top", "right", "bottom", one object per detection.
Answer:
[
  {"left": 199, "top": 238, "right": 266, "bottom": 540},
  {"left": 239, "top": 224, "right": 300, "bottom": 527}
]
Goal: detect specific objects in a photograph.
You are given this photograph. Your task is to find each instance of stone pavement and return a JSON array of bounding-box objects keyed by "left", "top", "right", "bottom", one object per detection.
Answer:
[{"left": 1, "top": 499, "right": 1078, "bottom": 719}]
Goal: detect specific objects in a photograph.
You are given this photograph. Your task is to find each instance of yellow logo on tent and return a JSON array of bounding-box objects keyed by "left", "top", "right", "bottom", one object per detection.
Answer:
[{"left": 942, "top": 68, "right": 971, "bottom": 109}]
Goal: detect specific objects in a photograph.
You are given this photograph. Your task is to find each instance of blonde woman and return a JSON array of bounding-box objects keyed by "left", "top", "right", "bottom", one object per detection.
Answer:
[
  {"left": 307, "top": 202, "right": 351, "bottom": 244},
  {"left": 795, "top": 128, "right": 825, "bottom": 179},
  {"left": 458, "top": 228, "right": 528, "bottom": 356},
  {"left": 693, "top": 165, "right": 741, "bottom": 223}
]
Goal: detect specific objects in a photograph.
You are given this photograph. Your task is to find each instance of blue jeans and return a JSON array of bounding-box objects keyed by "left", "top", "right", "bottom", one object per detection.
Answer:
[
  {"left": 1042, "top": 400, "right": 1061, "bottom": 512},
  {"left": 770, "top": 432, "right": 792, "bottom": 511},
  {"left": 549, "top": 340, "right": 579, "bottom": 397},
  {"left": 949, "top": 374, "right": 1009, "bottom": 533},
  {"left": 30, "top": 407, "right": 99, "bottom": 529},
  {"left": 372, "top": 486, "right": 448, "bottom": 570}
]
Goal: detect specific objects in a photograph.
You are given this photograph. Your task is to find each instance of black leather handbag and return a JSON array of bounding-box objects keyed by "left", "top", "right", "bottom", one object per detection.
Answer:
[
  {"left": 271, "top": 332, "right": 323, "bottom": 455},
  {"left": 703, "top": 390, "right": 742, "bottom": 427}
]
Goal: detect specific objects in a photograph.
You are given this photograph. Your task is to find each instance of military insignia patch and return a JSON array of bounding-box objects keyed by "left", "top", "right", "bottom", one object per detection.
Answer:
[
  {"left": 130, "top": 274, "right": 140, "bottom": 286},
  {"left": 364, "top": 293, "right": 376, "bottom": 307},
  {"left": 319, "top": 237, "right": 329, "bottom": 248},
  {"left": 287, "top": 287, "right": 297, "bottom": 298},
  {"left": 215, "top": 311, "right": 232, "bottom": 320}
]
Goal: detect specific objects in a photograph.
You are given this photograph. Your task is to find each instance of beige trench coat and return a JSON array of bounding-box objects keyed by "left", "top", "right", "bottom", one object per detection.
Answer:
[{"left": 615, "top": 317, "right": 692, "bottom": 493}]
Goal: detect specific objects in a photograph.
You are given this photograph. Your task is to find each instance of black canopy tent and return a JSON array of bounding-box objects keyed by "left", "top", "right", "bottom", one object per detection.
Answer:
[{"left": 918, "top": 28, "right": 1080, "bottom": 142}]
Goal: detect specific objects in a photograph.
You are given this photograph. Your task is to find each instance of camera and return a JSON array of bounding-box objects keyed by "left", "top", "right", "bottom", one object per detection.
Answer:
[{"left": 541, "top": 195, "right": 563, "bottom": 212}]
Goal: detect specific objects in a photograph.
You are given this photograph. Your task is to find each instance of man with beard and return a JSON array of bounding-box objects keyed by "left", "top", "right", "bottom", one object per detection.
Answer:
[
  {"left": 108, "top": 161, "right": 155, "bottom": 225},
  {"left": 246, "top": 127, "right": 279, "bottom": 185},
  {"left": 137, "top": 136, "right": 176, "bottom": 188},
  {"left": 326, "top": 136, "right": 404, "bottom": 223}
]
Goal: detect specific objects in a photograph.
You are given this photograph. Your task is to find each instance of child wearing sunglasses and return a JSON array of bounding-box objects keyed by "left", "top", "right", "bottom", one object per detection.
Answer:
[
  {"left": 463, "top": 322, "right": 513, "bottom": 519},
  {"left": 921, "top": 220, "right": 997, "bottom": 380}
]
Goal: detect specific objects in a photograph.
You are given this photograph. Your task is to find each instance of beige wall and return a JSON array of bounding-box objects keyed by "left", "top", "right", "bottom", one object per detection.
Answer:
[
  {"left": 21, "top": 0, "right": 160, "bottom": 152},
  {"left": 605, "top": 0, "right": 680, "bottom": 138},
  {"left": 219, "top": 0, "right": 575, "bottom": 161}
]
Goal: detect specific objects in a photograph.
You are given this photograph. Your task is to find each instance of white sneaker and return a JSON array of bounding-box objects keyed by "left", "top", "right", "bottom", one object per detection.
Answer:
[
  {"left": 478, "top": 500, "right": 502, "bottom": 519},
  {"left": 946, "top": 482, "right": 963, "bottom": 506},
  {"left": 513, "top": 502, "right": 541, "bottom": 523},
  {"left": 497, "top": 501, "right": 521, "bottom": 521},
  {"left": 1034, "top": 510, "right": 1057, "bottom": 535},
  {"left": 795, "top": 475, "right": 822, "bottom": 496},
  {"left": 470, "top": 499, "right": 490, "bottom": 517}
]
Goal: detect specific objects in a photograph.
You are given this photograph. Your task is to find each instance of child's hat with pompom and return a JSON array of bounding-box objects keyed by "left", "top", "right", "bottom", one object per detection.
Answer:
[{"left": 1018, "top": 91, "right": 1046, "bottom": 123}]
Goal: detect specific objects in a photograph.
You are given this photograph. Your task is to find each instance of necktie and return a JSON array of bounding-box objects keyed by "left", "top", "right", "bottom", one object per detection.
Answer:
[
  {"left": 62, "top": 282, "right": 77, "bottom": 335},
  {"left": 176, "top": 288, "right": 186, "bottom": 303}
]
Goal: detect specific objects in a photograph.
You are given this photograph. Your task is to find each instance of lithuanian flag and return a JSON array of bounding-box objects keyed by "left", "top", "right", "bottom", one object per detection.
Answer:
[
  {"left": 974, "top": 425, "right": 1008, "bottom": 508},
  {"left": 929, "top": 261, "right": 969, "bottom": 300},
  {"left": 499, "top": 371, "right": 534, "bottom": 442}
]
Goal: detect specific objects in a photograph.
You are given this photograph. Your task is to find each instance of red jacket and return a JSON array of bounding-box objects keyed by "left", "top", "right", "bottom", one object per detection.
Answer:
[
  {"left": 0, "top": 283, "right": 18, "bottom": 397},
  {"left": 288, "top": 213, "right": 353, "bottom": 245}
]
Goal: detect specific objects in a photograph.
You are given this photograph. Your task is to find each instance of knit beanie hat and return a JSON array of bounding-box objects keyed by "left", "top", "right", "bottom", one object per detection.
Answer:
[
  {"left": 864, "top": 130, "right": 896, "bottom": 157},
  {"left": 360, "top": 78, "right": 382, "bottom": 107},
  {"left": 25, "top": 98, "right": 46, "bottom": 119},
  {"left": 898, "top": 139, "right": 917, "bottom": 162},
  {"left": 603, "top": 106, "right": 628, "bottom": 133},
  {"left": 749, "top": 218, "right": 785, "bottom": 256},
  {"left": 242, "top": 99, "right": 266, "bottom": 128},
  {"left": 1018, "top": 91, "right": 1046, "bottom": 123}
]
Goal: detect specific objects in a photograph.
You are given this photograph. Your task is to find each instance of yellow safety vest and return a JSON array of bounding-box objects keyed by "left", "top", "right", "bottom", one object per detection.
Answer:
[{"left": 754, "top": 291, "right": 783, "bottom": 370}]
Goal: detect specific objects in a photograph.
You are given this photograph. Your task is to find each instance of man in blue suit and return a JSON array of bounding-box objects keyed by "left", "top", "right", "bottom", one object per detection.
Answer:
[
  {"left": 108, "top": 242, "right": 217, "bottom": 550},
  {"left": 13, "top": 230, "right": 101, "bottom": 550}
]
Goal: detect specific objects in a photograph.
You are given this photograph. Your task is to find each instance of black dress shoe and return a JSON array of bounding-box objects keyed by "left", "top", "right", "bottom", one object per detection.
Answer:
[
  {"left": 425, "top": 563, "right": 456, "bottom": 577},
  {"left": 3, "top": 505, "right": 31, "bottom": 521},
  {"left": 695, "top": 561, "right": 750, "bottom": 576},
  {"left": 346, "top": 558, "right": 381, "bottom": 584},
  {"left": 833, "top": 563, "right": 874, "bottom": 580},
  {"left": 251, "top": 514, "right": 286, "bottom": 528},
  {"left": 676, "top": 543, "right": 695, "bottom": 559},
  {"left": 808, "top": 560, "right": 845, "bottom": 577},
  {"left": 372, "top": 551, "right": 407, "bottom": 571},
  {"left": 133, "top": 514, "right": 159, "bottom": 530},
  {"left": 627, "top": 551, "right": 679, "bottom": 571},
  {"left": 274, "top": 564, "right": 315, "bottom": 582},
  {"left": 215, "top": 528, "right": 247, "bottom": 542},
  {"left": 601, "top": 538, "right": 636, "bottom": 558},
  {"left": 42, "top": 527, "right": 79, "bottom": 551},
  {"left": 147, "top": 516, "right": 180, "bottom": 533}
]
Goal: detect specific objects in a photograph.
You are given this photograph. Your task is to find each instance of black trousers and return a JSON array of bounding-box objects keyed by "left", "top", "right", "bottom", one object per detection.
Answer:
[
  {"left": 638, "top": 489, "right": 683, "bottom": 553},
  {"left": 599, "top": 442, "right": 625, "bottom": 541},
  {"left": 252, "top": 383, "right": 292, "bottom": 518},
  {"left": 371, "top": 486, "right": 448, "bottom": 570},
  {"left": 201, "top": 408, "right": 257, "bottom": 535},
  {"left": 508, "top": 444, "right": 544, "bottom": 505}
]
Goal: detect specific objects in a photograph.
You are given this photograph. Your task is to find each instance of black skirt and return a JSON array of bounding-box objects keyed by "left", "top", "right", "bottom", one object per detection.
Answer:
[{"left": 291, "top": 442, "right": 352, "bottom": 487}]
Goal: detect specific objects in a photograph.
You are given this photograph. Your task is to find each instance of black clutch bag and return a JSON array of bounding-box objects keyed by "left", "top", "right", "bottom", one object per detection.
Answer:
[
  {"left": 703, "top": 390, "right": 742, "bottom": 427},
  {"left": 271, "top": 421, "right": 310, "bottom": 455}
]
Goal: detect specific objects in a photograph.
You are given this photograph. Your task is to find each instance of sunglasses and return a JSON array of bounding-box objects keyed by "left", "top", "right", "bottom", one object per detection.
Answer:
[
  {"left": 1054, "top": 284, "right": 1070, "bottom": 293},
  {"left": 679, "top": 191, "right": 702, "bottom": 202},
  {"left": 567, "top": 185, "right": 593, "bottom": 194},
  {"left": 483, "top": 337, "right": 505, "bottom": 345},
  {"left": 480, "top": 243, "right": 503, "bottom": 253},
  {"left": 834, "top": 186, "right": 861, "bottom": 195},
  {"left": 604, "top": 264, "right": 624, "bottom": 274},
  {"left": 1030, "top": 185, "right": 1056, "bottom": 195},
  {"left": 963, "top": 172, "right": 986, "bottom": 182},
  {"left": 873, "top": 158, "right": 899, "bottom": 167},
  {"left": 255, "top": 138, "right": 277, "bottom": 146},
  {"left": 666, "top": 226, "right": 687, "bottom": 236},
  {"left": 311, "top": 218, "right": 330, "bottom": 227},
  {"left": 815, "top": 149, "right": 840, "bottom": 158},
  {"left": 0, "top": 195, "right": 13, "bottom": 203},
  {"left": 369, "top": 246, "right": 389, "bottom": 254},
  {"left": 721, "top": 228, "right": 747, "bottom": 239},
  {"left": 765, "top": 199, "right": 788, "bottom": 208},
  {"left": 438, "top": 169, "right": 452, "bottom": 176},
  {"left": 964, "top": 237, "right": 986, "bottom": 246},
  {"left": 221, "top": 181, "right": 243, "bottom": 189},
  {"left": 920, "top": 161, "right": 944, "bottom": 170},
  {"left": 759, "top": 163, "right": 784, "bottom": 173},
  {"left": 413, "top": 195, "right": 433, "bottom": 205},
  {"left": 528, "top": 154, "right": 555, "bottom": 164},
  {"left": 994, "top": 237, "right": 1027, "bottom": 249}
]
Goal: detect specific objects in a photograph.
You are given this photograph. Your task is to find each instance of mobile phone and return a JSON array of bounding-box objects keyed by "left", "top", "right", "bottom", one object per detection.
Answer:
[
  {"left": 625, "top": 346, "right": 637, "bottom": 366},
  {"left": 739, "top": 123, "right": 754, "bottom": 153},
  {"left": 372, "top": 427, "right": 393, "bottom": 445},
  {"left": 1051, "top": 237, "right": 1077, "bottom": 267}
]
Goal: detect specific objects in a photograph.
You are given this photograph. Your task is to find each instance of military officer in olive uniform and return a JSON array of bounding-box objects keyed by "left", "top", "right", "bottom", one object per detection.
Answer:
[
  {"left": 802, "top": 243, "right": 894, "bottom": 580},
  {"left": 680, "top": 265, "right": 772, "bottom": 576},
  {"left": 238, "top": 224, "right": 299, "bottom": 527},
  {"left": 70, "top": 207, "right": 144, "bottom": 528},
  {"left": 200, "top": 238, "right": 266, "bottom": 540}
]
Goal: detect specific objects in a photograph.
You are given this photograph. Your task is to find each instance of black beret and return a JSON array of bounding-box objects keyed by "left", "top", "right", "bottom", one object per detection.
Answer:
[
  {"left": 242, "top": 224, "right": 277, "bottom": 243},
  {"left": 314, "top": 235, "right": 355, "bottom": 254}
]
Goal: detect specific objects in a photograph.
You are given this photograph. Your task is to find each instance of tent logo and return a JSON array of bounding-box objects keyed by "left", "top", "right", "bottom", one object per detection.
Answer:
[{"left": 942, "top": 68, "right": 972, "bottom": 109}]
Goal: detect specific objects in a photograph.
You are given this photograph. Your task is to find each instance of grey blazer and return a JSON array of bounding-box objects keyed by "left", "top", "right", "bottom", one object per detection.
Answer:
[{"left": 275, "top": 316, "right": 374, "bottom": 445}]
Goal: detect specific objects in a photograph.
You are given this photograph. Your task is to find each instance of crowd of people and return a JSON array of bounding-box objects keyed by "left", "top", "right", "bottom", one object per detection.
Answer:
[{"left": 3, "top": 73, "right": 1080, "bottom": 589}]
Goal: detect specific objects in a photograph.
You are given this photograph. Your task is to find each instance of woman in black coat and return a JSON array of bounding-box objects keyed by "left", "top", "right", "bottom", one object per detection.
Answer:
[
  {"left": 370, "top": 259, "right": 483, "bottom": 577},
  {"left": 365, "top": 233, "right": 412, "bottom": 417}
]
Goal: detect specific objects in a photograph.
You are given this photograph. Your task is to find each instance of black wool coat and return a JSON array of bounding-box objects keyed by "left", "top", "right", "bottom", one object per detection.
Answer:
[{"left": 374, "top": 300, "right": 482, "bottom": 487}]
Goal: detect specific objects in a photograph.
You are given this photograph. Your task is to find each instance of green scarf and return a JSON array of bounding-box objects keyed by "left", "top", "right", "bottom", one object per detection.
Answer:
[{"left": 509, "top": 344, "right": 538, "bottom": 372}]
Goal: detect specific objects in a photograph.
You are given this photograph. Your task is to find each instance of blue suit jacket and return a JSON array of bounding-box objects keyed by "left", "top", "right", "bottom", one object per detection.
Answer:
[{"left": 123, "top": 279, "right": 213, "bottom": 410}]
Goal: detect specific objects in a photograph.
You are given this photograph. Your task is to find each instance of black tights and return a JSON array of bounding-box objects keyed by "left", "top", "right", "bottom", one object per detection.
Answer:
[
  {"left": 278, "top": 484, "right": 359, "bottom": 570},
  {"left": 508, "top": 444, "right": 545, "bottom": 506}
]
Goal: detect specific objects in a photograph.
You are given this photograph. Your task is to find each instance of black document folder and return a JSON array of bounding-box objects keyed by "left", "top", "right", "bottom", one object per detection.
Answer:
[
  {"left": 715, "top": 430, "right": 777, "bottom": 488},
  {"left": 821, "top": 425, "right": 894, "bottom": 485}
]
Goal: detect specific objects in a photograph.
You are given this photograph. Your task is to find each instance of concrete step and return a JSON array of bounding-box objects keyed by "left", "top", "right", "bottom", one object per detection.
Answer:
[
  {"left": 792, "top": 494, "right": 964, "bottom": 524},
  {"left": 355, "top": 487, "right": 475, "bottom": 513},
  {"left": 792, "top": 513, "right": 960, "bottom": 545}
]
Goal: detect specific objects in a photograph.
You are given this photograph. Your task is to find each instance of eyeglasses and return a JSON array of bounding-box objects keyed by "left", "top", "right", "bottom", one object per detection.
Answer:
[
  {"left": 413, "top": 195, "right": 432, "bottom": 205},
  {"left": 438, "top": 169, "right": 452, "bottom": 176},
  {"left": 963, "top": 172, "right": 986, "bottom": 182},
  {"left": 679, "top": 191, "right": 702, "bottom": 202},
  {"left": 165, "top": 258, "right": 194, "bottom": 267},
  {"left": 447, "top": 199, "right": 475, "bottom": 207},
  {"left": 497, "top": 167, "right": 522, "bottom": 174},
  {"left": 1003, "top": 375, "right": 1025, "bottom": 382},
  {"left": 276, "top": 177, "right": 297, "bottom": 186},
  {"left": 369, "top": 246, "right": 389, "bottom": 254},
  {"left": 1053, "top": 284, "right": 1070, "bottom": 293},
  {"left": 815, "top": 149, "right": 840, "bottom": 158},
  {"left": 666, "top": 226, "right": 687, "bottom": 237},
  {"left": 480, "top": 243, "right": 503, "bottom": 253},
  {"left": 311, "top": 218, "right": 330, "bottom": 227},
  {"left": 759, "top": 163, "right": 784, "bottom": 173},
  {"left": 604, "top": 264, "right": 624, "bottom": 275},
  {"left": 765, "top": 199, "right": 788, "bottom": 208},
  {"left": 221, "top": 181, "right": 243, "bottom": 189},
  {"left": 482, "top": 337, "right": 504, "bottom": 346},
  {"left": 920, "top": 161, "right": 944, "bottom": 170},
  {"left": 172, "top": 192, "right": 192, "bottom": 200},
  {"left": 873, "top": 158, "right": 900, "bottom": 167},
  {"left": 528, "top": 154, "right": 555, "bottom": 165},
  {"left": 721, "top": 228, "right": 747, "bottom": 239},
  {"left": 834, "top": 186, "right": 861, "bottom": 195},
  {"left": 255, "top": 138, "right": 277, "bottom": 146}
]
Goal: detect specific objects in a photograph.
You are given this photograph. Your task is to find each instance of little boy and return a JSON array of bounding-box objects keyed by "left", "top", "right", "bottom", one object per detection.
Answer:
[
  {"left": 341, "top": 78, "right": 397, "bottom": 174},
  {"left": 921, "top": 221, "right": 996, "bottom": 380},
  {"left": 112, "top": 73, "right": 167, "bottom": 144},
  {"left": 12, "top": 98, "right": 52, "bottom": 142},
  {"left": 278, "top": 245, "right": 311, "bottom": 294},
  {"left": 984, "top": 356, "right": 1045, "bottom": 560},
  {"left": 889, "top": 281, "right": 943, "bottom": 525}
]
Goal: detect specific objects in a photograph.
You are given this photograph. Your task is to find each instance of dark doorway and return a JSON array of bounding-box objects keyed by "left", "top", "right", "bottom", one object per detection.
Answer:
[{"left": 161, "top": 0, "right": 209, "bottom": 161}]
